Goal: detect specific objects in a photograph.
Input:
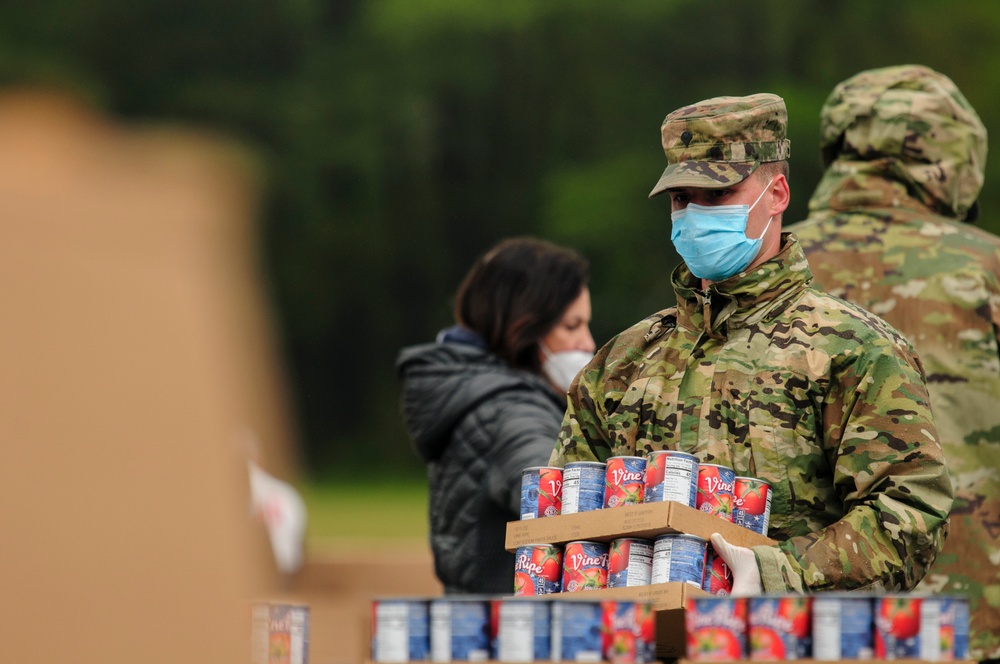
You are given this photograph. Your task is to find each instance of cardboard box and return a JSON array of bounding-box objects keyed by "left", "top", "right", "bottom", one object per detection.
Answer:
[
  {"left": 547, "top": 582, "right": 703, "bottom": 659},
  {"left": 506, "top": 500, "right": 776, "bottom": 551}
]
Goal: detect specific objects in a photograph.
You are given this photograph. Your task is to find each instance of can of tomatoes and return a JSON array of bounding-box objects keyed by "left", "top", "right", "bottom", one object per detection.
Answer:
[
  {"left": 874, "top": 595, "right": 923, "bottom": 660},
  {"left": 604, "top": 456, "right": 646, "bottom": 508},
  {"left": 561, "top": 461, "right": 606, "bottom": 514},
  {"left": 513, "top": 544, "right": 562, "bottom": 595},
  {"left": 520, "top": 466, "right": 563, "bottom": 519},
  {"left": 812, "top": 594, "right": 874, "bottom": 661},
  {"left": 748, "top": 595, "right": 812, "bottom": 660},
  {"left": 602, "top": 600, "right": 657, "bottom": 664},
  {"left": 562, "top": 540, "right": 610, "bottom": 592},
  {"left": 733, "top": 476, "right": 772, "bottom": 536},
  {"left": 492, "top": 598, "right": 551, "bottom": 662},
  {"left": 551, "top": 599, "right": 604, "bottom": 662},
  {"left": 696, "top": 463, "right": 735, "bottom": 521},
  {"left": 645, "top": 449, "right": 699, "bottom": 507},
  {"left": 252, "top": 603, "right": 310, "bottom": 664},
  {"left": 371, "top": 598, "right": 430, "bottom": 663},
  {"left": 650, "top": 533, "right": 707, "bottom": 588},
  {"left": 429, "top": 596, "right": 491, "bottom": 662},
  {"left": 607, "top": 537, "right": 653, "bottom": 588},
  {"left": 686, "top": 596, "right": 748, "bottom": 662}
]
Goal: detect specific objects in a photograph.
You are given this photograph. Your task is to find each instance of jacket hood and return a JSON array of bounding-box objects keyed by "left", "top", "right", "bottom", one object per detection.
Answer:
[
  {"left": 815, "top": 64, "right": 986, "bottom": 220},
  {"left": 396, "top": 341, "right": 557, "bottom": 462}
]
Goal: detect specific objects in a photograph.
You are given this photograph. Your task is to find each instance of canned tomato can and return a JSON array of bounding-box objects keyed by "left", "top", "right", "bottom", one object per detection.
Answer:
[
  {"left": 513, "top": 544, "right": 562, "bottom": 595},
  {"left": 492, "top": 598, "right": 551, "bottom": 662},
  {"left": 607, "top": 537, "right": 653, "bottom": 588},
  {"left": 874, "top": 595, "right": 923, "bottom": 660},
  {"left": 696, "top": 463, "right": 735, "bottom": 521},
  {"left": 686, "top": 596, "right": 748, "bottom": 662},
  {"left": 748, "top": 595, "right": 812, "bottom": 660},
  {"left": 733, "top": 476, "right": 772, "bottom": 536},
  {"left": 520, "top": 466, "right": 563, "bottom": 519},
  {"left": 562, "top": 540, "right": 610, "bottom": 592},
  {"left": 550, "top": 599, "right": 604, "bottom": 662},
  {"left": 702, "top": 549, "right": 733, "bottom": 596},
  {"left": 604, "top": 456, "right": 646, "bottom": 508},
  {"left": 645, "top": 449, "right": 699, "bottom": 507},
  {"left": 812, "top": 595, "right": 874, "bottom": 661},
  {"left": 429, "top": 596, "right": 491, "bottom": 662},
  {"left": 650, "top": 533, "right": 707, "bottom": 587},
  {"left": 561, "top": 461, "right": 606, "bottom": 514},
  {"left": 371, "top": 598, "right": 430, "bottom": 663},
  {"left": 602, "top": 600, "right": 657, "bottom": 664},
  {"left": 252, "top": 603, "right": 310, "bottom": 664}
]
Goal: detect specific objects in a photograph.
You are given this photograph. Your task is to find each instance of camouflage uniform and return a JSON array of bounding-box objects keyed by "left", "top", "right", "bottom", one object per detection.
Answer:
[
  {"left": 551, "top": 93, "right": 953, "bottom": 595},
  {"left": 788, "top": 64, "right": 1000, "bottom": 659}
]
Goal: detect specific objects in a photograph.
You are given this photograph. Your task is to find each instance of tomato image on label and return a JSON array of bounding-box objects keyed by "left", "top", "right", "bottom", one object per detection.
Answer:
[
  {"left": 645, "top": 453, "right": 665, "bottom": 488},
  {"left": 532, "top": 546, "right": 561, "bottom": 581},
  {"left": 513, "top": 571, "right": 535, "bottom": 596},
  {"left": 750, "top": 626, "right": 785, "bottom": 660},
  {"left": 608, "top": 540, "right": 627, "bottom": 576},
  {"left": 692, "top": 627, "right": 742, "bottom": 660},
  {"left": 882, "top": 598, "right": 920, "bottom": 638}
]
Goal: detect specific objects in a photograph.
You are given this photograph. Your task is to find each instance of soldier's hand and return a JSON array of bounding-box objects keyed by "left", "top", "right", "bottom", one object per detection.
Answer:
[{"left": 710, "top": 532, "right": 763, "bottom": 595}]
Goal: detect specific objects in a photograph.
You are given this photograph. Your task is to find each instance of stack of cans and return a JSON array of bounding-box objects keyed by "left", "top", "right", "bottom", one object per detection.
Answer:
[
  {"left": 685, "top": 593, "right": 971, "bottom": 662},
  {"left": 518, "top": 456, "right": 776, "bottom": 598},
  {"left": 371, "top": 597, "right": 657, "bottom": 663}
]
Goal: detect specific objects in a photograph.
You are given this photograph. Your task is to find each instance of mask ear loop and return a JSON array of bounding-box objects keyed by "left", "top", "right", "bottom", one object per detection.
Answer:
[
  {"left": 748, "top": 177, "right": 775, "bottom": 213},
  {"left": 747, "top": 177, "right": 775, "bottom": 240}
]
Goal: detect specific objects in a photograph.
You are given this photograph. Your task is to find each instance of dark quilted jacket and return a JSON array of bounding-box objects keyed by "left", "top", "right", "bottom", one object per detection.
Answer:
[{"left": 396, "top": 339, "right": 565, "bottom": 594}]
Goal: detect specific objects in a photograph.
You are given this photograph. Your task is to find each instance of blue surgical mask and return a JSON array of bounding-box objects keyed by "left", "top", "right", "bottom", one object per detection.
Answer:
[{"left": 670, "top": 178, "right": 774, "bottom": 282}]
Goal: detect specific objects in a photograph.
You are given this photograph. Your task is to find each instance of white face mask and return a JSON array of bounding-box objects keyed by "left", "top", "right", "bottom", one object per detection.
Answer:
[{"left": 541, "top": 344, "right": 594, "bottom": 392}]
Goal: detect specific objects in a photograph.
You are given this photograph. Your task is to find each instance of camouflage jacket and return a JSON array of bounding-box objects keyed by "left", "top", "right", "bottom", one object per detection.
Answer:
[
  {"left": 549, "top": 234, "right": 953, "bottom": 593},
  {"left": 790, "top": 165, "right": 1000, "bottom": 658}
]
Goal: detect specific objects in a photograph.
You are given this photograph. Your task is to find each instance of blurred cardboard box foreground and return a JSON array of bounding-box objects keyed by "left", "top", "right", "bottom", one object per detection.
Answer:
[{"left": 0, "top": 89, "right": 297, "bottom": 663}]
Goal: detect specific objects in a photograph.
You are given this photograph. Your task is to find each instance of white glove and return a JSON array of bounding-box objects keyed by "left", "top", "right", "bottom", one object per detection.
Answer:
[{"left": 710, "top": 532, "right": 763, "bottom": 596}]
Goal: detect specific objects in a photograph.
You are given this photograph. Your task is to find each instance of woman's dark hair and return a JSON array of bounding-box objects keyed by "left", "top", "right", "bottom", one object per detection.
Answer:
[{"left": 453, "top": 237, "right": 590, "bottom": 373}]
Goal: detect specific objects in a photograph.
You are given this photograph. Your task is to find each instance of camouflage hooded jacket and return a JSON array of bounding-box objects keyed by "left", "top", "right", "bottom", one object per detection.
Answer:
[
  {"left": 791, "top": 165, "right": 1000, "bottom": 657},
  {"left": 549, "top": 234, "right": 953, "bottom": 593},
  {"left": 786, "top": 63, "right": 1000, "bottom": 659}
]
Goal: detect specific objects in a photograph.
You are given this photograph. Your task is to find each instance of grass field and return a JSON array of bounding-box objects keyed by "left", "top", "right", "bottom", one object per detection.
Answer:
[{"left": 299, "top": 475, "right": 430, "bottom": 542}]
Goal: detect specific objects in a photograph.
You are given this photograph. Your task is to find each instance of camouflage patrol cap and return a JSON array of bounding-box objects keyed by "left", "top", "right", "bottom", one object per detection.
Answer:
[
  {"left": 648, "top": 93, "right": 791, "bottom": 198},
  {"left": 820, "top": 64, "right": 986, "bottom": 220}
]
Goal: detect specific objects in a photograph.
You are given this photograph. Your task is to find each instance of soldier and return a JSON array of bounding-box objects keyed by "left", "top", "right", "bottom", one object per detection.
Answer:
[
  {"left": 549, "top": 93, "right": 953, "bottom": 595},
  {"left": 788, "top": 64, "right": 1000, "bottom": 660}
]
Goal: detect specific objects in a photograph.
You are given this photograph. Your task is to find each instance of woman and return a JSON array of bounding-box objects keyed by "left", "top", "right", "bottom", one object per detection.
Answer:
[{"left": 396, "top": 237, "right": 596, "bottom": 594}]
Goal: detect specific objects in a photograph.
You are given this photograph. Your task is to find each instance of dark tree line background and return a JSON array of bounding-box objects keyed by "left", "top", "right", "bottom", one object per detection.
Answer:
[{"left": 5, "top": 0, "right": 1000, "bottom": 478}]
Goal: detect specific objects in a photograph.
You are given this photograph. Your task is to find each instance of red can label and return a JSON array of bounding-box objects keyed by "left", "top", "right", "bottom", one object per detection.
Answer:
[
  {"left": 733, "top": 476, "right": 772, "bottom": 536},
  {"left": 875, "top": 596, "right": 923, "bottom": 660},
  {"left": 513, "top": 544, "right": 562, "bottom": 595},
  {"left": 702, "top": 549, "right": 733, "bottom": 596},
  {"left": 696, "top": 464, "right": 735, "bottom": 521},
  {"left": 520, "top": 466, "right": 562, "bottom": 519},
  {"left": 748, "top": 596, "right": 812, "bottom": 660},
  {"left": 601, "top": 600, "right": 657, "bottom": 664},
  {"left": 686, "top": 596, "right": 748, "bottom": 661},
  {"left": 604, "top": 456, "right": 646, "bottom": 508},
  {"left": 562, "top": 540, "right": 609, "bottom": 592}
]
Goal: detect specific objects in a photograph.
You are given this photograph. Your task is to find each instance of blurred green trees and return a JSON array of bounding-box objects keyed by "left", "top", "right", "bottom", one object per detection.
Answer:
[{"left": 4, "top": 0, "right": 1000, "bottom": 475}]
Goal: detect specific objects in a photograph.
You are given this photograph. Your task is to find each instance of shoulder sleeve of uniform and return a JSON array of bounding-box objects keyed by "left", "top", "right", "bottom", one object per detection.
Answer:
[{"left": 755, "top": 296, "right": 953, "bottom": 592}]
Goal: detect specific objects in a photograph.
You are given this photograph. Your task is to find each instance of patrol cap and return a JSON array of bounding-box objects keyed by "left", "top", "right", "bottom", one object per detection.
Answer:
[
  {"left": 648, "top": 93, "right": 791, "bottom": 198},
  {"left": 819, "top": 64, "right": 986, "bottom": 220}
]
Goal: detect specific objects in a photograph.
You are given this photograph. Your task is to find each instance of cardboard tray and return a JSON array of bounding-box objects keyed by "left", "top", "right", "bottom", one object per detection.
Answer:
[{"left": 506, "top": 501, "right": 776, "bottom": 551}]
